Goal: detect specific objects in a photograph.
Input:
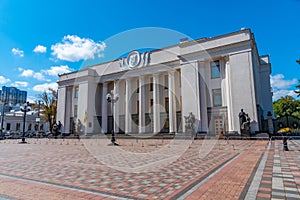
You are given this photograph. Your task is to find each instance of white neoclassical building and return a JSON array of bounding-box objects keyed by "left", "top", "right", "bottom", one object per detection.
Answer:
[{"left": 57, "top": 29, "right": 273, "bottom": 136}]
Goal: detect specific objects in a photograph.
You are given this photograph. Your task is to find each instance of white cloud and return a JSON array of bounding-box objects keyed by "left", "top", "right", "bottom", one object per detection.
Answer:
[
  {"left": 11, "top": 48, "right": 24, "bottom": 57},
  {"left": 20, "top": 69, "right": 34, "bottom": 77},
  {"left": 33, "top": 82, "right": 58, "bottom": 92},
  {"left": 33, "top": 45, "right": 47, "bottom": 53},
  {"left": 270, "top": 74, "right": 297, "bottom": 90},
  {"left": 11, "top": 81, "right": 28, "bottom": 87},
  {"left": 19, "top": 68, "right": 46, "bottom": 81},
  {"left": 273, "top": 90, "right": 297, "bottom": 100},
  {"left": 0, "top": 76, "right": 10, "bottom": 84},
  {"left": 43, "top": 65, "right": 72, "bottom": 76},
  {"left": 270, "top": 74, "right": 298, "bottom": 100},
  {"left": 33, "top": 72, "right": 46, "bottom": 81},
  {"left": 27, "top": 96, "right": 37, "bottom": 104},
  {"left": 51, "top": 35, "right": 106, "bottom": 62}
]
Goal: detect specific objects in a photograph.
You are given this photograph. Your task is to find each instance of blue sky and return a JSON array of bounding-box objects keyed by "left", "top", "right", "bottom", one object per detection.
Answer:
[{"left": 0, "top": 0, "right": 299, "bottom": 102}]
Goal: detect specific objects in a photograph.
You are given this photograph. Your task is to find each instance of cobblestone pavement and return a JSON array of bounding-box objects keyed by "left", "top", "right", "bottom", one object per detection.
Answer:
[{"left": 0, "top": 137, "right": 299, "bottom": 199}]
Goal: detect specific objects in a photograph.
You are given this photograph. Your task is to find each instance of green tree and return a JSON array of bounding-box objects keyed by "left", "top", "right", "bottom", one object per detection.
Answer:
[
  {"left": 38, "top": 88, "right": 58, "bottom": 133},
  {"left": 273, "top": 95, "right": 300, "bottom": 118}
]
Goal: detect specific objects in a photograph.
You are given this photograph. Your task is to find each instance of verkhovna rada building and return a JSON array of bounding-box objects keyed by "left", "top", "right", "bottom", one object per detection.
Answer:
[{"left": 57, "top": 29, "right": 273, "bottom": 136}]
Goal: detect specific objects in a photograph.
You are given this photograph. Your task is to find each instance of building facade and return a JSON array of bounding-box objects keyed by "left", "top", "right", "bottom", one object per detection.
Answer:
[
  {"left": 57, "top": 29, "right": 273, "bottom": 136},
  {"left": 0, "top": 111, "right": 49, "bottom": 133},
  {"left": 0, "top": 86, "right": 27, "bottom": 112}
]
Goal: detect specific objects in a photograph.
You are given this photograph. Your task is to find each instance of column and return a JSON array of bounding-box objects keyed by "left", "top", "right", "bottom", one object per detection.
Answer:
[
  {"left": 199, "top": 62, "right": 208, "bottom": 132},
  {"left": 57, "top": 86, "right": 68, "bottom": 133},
  {"left": 225, "top": 59, "right": 234, "bottom": 132},
  {"left": 101, "top": 82, "right": 108, "bottom": 134},
  {"left": 125, "top": 78, "right": 132, "bottom": 134},
  {"left": 113, "top": 80, "right": 119, "bottom": 133},
  {"left": 78, "top": 77, "right": 98, "bottom": 135},
  {"left": 180, "top": 62, "right": 201, "bottom": 133},
  {"left": 168, "top": 70, "right": 176, "bottom": 133},
  {"left": 139, "top": 76, "right": 145, "bottom": 133},
  {"left": 153, "top": 74, "right": 161, "bottom": 133},
  {"left": 229, "top": 52, "right": 259, "bottom": 132}
]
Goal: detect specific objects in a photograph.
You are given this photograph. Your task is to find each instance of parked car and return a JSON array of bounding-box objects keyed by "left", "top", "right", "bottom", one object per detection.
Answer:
[{"left": 4, "top": 131, "right": 12, "bottom": 139}]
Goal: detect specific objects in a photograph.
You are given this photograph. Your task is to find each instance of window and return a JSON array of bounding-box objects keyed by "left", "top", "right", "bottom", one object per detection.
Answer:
[
  {"left": 16, "top": 123, "right": 20, "bottom": 131},
  {"left": 150, "top": 77, "right": 153, "bottom": 91},
  {"left": 136, "top": 100, "right": 139, "bottom": 114},
  {"left": 150, "top": 99, "right": 153, "bottom": 113},
  {"left": 212, "top": 89, "right": 222, "bottom": 107},
  {"left": 164, "top": 75, "right": 168, "bottom": 89},
  {"left": 74, "top": 86, "right": 79, "bottom": 98},
  {"left": 6, "top": 123, "right": 10, "bottom": 131},
  {"left": 165, "top": 97, "right": 169, "bottom": 112},
  {"left": 74, "top": 105, "right": 78, "bottom": 117},
  {"left": 211, "top": 61, "right": 220, "bottom": 79},
  {"left": 136, "top": 80, "right": 139, "bottom": 93}
]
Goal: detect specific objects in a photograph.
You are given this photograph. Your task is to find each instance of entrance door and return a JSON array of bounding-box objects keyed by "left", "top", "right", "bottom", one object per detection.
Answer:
[{"left": 214, "top": 116, "right": 223, "bottom": 135}]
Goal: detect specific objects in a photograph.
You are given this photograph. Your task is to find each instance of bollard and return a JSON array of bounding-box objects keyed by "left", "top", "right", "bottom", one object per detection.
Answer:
[{"left": 283, "top": 136, "right": 289, "bottom": 151}]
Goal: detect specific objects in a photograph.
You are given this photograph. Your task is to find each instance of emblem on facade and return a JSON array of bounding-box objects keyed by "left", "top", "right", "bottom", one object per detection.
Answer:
[{"left": 120, "top": 50, "right": 150, "bottom": 70}]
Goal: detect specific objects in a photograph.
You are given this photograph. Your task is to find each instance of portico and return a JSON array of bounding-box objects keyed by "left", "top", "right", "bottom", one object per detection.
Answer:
[{"left": 96, "top": 70, "right": 182, "bottom": 134}]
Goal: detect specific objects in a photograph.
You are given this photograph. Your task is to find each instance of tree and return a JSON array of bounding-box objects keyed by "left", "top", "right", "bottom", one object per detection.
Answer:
[
  {"left": 273, "top": 95, "right": 300, "bottom": 118},
  {"left": 294, "top": 59, "right": 300, "bottom": 96},
  {"left": 38, "top": 88, "right": 58, "bottom": 133}
]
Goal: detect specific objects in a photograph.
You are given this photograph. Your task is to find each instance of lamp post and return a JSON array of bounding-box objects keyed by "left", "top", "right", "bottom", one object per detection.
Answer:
[
  {"left": 20, "top": 102, "right": 31, "bottom": 143},
  {"left": 0, "top": 101, "right": 4, "bottom": 138},
  {"left": 106, "top": 90, "right": 119, "bottom": 145},
  {"left": 0, "top": 96, "right": 8, "bottom": 139}
]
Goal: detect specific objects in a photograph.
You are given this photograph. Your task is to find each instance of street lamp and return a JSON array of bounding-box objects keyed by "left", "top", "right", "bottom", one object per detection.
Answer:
[
  {"left": 0, "top": 101, "right": 5, "bottom": 138},
  {"left": 106, "top": 90, "right": 119, "bottom": 145},
  {"left": 20, "top": 102, "right": 31, "bottom": 143}
]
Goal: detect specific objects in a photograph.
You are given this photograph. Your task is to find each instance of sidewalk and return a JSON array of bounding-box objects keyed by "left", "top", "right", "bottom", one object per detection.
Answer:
[{"left": 0, "top": 138, "right": 299, "bottom": 199}]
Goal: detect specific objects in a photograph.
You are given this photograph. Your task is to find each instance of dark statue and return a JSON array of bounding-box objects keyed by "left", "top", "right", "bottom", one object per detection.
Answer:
[
  {"left": 238, "top": 109, "right": 251, "bottom": 135},
  {"left": 52, "top": 121, "right": 62, "bottom": 139},
  {"left": 184, "top": 112, "right": 195, "bottom": 132}
]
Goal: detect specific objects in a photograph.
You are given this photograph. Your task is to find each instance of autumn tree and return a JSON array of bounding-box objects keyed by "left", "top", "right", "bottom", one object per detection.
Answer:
[{"left": 38, "top": 88, "right": 58, "bottom": 133}]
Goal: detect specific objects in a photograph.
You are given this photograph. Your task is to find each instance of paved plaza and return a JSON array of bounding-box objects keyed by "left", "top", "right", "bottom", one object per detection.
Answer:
[{"left": 0, "top": 137, "right": 299, "bottom": 200}]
